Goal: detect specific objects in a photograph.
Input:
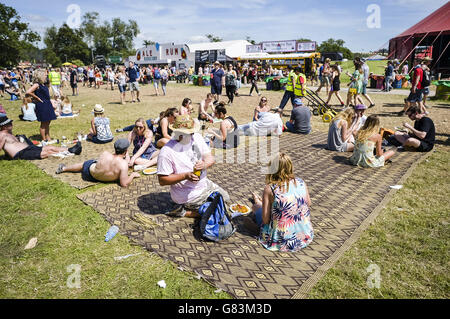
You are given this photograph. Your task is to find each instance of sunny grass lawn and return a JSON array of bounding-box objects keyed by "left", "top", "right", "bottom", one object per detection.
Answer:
[{"left": 0, "top": 83, "right": 448, "bottom": 298}]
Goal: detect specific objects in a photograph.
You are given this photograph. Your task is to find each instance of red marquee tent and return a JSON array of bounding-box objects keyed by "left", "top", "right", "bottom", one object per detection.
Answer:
[{"left": 389, "top": 1, "right": 450, "bottom": 76}]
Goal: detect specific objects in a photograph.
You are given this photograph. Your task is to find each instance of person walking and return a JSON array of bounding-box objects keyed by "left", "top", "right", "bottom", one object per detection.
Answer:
[
  {"left": 48, "top": 68, "right": 61, "bottom": 97},
  {"left": 211, "top": 61, "right": 225, "bottom": 104},
  {"left": 224, "top": 64, "right": 237, "bottom": 106},
  {"left": 316, "top": 58, "right": 331, "bottom": 94},
  {"left": 115, "top": 66, "right": 127, "bottom": 105},
  {"left": 126, "top": 61, "right": 141, "bottom": 103},
  {"left": 325, "top": 65, "right": 345, "bottom": 106},
  {"left": 248, "top": 64, "right": 261, "bottom": 96},
  {"left": 160, "top": 66, "right": 169, "bottom": 96},
  {"left": 358, "top": 58, "right": 376, "bottom": 108},
  {"left": 277, "top": 65, "right": 296, "bottom": 111},
  {"left": 26, "top": 69, "right": 57, "bottom": 142},
  {"left": 69, "top": 67, "right": 79, "bottom": 96}
]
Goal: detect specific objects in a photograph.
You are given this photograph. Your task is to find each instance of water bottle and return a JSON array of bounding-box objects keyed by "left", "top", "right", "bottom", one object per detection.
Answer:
[{"left": 105, "top": 225, "right": 119, "bottom": 242}]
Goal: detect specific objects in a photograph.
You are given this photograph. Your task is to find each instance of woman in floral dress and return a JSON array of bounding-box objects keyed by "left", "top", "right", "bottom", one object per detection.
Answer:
[{"left": 250, "top": 153, "right": 314, "bottom": 252}]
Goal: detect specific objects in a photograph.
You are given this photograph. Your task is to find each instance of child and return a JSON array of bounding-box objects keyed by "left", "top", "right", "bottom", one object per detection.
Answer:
[
  {"left": 50, "top": 95, "right": 61, "bottom": 117},
  {"left": 59, "top": 96, "right": 80, "bottom": 117},
  {"left": 249, "top": 153, "right": 314, "bottom": 252},
  {"left": 350, "top": 115, "right": 395, "bottom": 168},
  {"left": 20, "top": 97, "right": 37, "bottom": 121},
  {"left": 94, "top": 68, "right": 102, "bottom": 89},
  {"left": 87, "top": 104, "right": 114, "bottom": 143}
]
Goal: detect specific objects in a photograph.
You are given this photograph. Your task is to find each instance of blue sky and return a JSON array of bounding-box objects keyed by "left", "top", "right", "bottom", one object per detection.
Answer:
[{"left": 4, "top": 0, "right": 448, "bottom": 52}]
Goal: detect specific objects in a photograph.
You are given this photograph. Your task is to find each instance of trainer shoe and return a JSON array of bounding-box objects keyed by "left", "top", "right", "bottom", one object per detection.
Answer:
[
  {"left": 369, "top": 104, "right": 375, "bottom": 108},
  {"left": 55, "top": 163, "right": 66, "bottom": 174},
  {"left": 137, "top": 98, "right": 141, "bottom": 102},
  {"left": 68, "top": 141, "right": 82, "bottom": 155}
]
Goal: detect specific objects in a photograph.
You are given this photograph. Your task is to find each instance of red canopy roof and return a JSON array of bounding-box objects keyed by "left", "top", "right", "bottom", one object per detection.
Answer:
[{"left": 395, "top": 1, "right": 450, "bottom": 38}]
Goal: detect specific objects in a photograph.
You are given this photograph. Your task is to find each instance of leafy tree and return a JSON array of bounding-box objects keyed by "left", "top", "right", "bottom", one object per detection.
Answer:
[
  {"left": 43, "top": 23, "right": 90, "bottom": 65},
  {"left": 205, "top": 34, "right": 222, "bottom": 42},
  {"left": 0, "top": 3, "right": 41, "bottom": 66},
  {"left": 318, "top": 38, "right": 353, "bottom": 59},
  {"left": 143, "top": 40, "right": 155, "bottom": 46},
  {"left": 246, "top": 36, "right": 256, "bottom": 45}
]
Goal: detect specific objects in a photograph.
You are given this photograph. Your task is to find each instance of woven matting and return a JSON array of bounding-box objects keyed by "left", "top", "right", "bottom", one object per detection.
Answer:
[
  {"left": 77, "top": 131, "right": 429, "bottom": 298},
  {"left": 31, "top": 134, "right": 128, "bottom": 189}
]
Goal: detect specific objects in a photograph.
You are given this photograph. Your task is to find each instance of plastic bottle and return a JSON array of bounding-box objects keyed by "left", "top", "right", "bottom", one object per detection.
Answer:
[{"left": 105, "top": 225, "right": 119, "bottom": 242}]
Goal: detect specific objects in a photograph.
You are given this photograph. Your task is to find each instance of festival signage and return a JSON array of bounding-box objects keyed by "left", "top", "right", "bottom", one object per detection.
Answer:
[
  {"left": 262, "top": 40, "right": 297, "bottom": 53},
  {"left": 246, "top": 44, "right": 262, "bottom": 53},
  {"left": 195, "top": 50, "right": 209, "bottom": 63},
  {"left": 217, "top": 49, "right": 227, "bottom": 62},
  {"left": 297, "top": 41, "right": 317, "bottom": 52},
  {"left": 161, "top": 44, "right": 188, "bottom": 60},
  {"left": 415, "top": 46, "right": 433, "bottom": 60}
]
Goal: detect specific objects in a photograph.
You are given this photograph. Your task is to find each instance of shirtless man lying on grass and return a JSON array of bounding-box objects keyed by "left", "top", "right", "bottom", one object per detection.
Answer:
[
  {"left": 0, "top": 116, "right": 82, "bottom": 160},
  {"left": 56, "top": 138, "right": 140, "bottom": 187}
]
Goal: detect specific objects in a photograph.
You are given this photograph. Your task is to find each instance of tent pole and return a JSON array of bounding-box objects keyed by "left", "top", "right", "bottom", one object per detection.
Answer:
[
  {"left": 432, "top": 41, "right": 450, "bottom": 72},
  {"left": 400, "top": 32, "right": 430, "bottom": 68}
]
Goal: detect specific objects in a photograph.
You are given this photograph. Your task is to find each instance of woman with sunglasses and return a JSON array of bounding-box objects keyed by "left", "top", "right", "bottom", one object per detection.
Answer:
[
  {"left": 127, "top": 118, "right": 160, "bottom": 171},
  {"left": 253, "top": 96, "right": 271, "bottom": 121}
]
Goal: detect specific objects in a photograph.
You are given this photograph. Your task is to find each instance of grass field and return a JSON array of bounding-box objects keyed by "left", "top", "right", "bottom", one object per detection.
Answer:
[{"left": 0, "top": 81, "right": 448, "bottom": 298}]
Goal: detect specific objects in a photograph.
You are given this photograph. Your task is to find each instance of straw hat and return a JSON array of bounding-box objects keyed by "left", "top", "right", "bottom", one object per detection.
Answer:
[
  {"left": 169, "top": 114, "right": 200, "bottom": 135},
  {"left": 92, "top": 104, "right": 104, "bottom": 113}
]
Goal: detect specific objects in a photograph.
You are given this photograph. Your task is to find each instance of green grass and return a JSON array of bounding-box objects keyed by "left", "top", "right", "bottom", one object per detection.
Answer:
[
  {"left": 0, "top": 82, "right": 448, "bottom": 298},
  {"left": 339, "top": 60, "right": 387, "bottom": 85}
]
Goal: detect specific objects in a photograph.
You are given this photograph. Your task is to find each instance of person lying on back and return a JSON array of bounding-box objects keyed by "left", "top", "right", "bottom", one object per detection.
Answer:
[{"left": 56, "top": 138, "right": 140, "bottom": 187}]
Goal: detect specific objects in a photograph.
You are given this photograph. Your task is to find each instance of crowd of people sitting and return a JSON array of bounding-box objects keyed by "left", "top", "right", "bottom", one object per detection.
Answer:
[{"left": 0, "top": 55, "right": 437, "bottom": 253}]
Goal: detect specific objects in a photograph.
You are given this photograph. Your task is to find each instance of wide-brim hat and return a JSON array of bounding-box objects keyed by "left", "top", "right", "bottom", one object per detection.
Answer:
[
  {"left": 213, "top": 61, "right": 220, "bottom": 65},
  {"left": 169, "top": 114, "right": 201, "bottom": 135},
  {"left": 0, "top": 116, "right": 13, "bottom": 126},
  {"left": 92, "top": 104, "right": 104, "bottom": 113}
]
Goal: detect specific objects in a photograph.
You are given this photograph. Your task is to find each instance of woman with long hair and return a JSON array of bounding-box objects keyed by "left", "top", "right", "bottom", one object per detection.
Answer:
[
  {"left": 327, "top": 108, "right": 358, "bottom": 152},
  {"left": 155, "top": 107, "right": 179, "bottom": 148},
  {"left": 253, "top": 96, "right": 271, "bottom": 121},
  {"left": 249, "top": 153, "right": 314, "bottom": 252},
  {"left": 179, "top": 97, "right": 193, "bottom": 115},
  {"left": 350, "top": 115, "right": 395, "bottom": 167},
  {"left": 26, "top": 69, "right": 57, "bottom": 142},
  {"left": 325, "top": 64, "right": 345, "bottom": 106},
  {"left": 127, "top": 118, "right": 160, "bottom": 171}
]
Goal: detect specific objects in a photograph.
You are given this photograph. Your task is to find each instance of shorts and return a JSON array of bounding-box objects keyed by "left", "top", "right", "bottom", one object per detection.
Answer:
[
  {"left": 423, "top": 87, "right": 430, "bottom": 95},
  {"left": 70, "top": 82, "right": 77, "bottom": 88},
  {"left": 211, "top": 83, "right": 222, "bottom": 95},
  {"left": 13, "top": 145, "right": 42, "bottom": 160},
  {"left": 60, "top": 112, "right": 73, "bottom": 117},
  {"left": 0, "top": 84, "right": 4, "bottom": 90},
  {"left": 81, "top": 160, "right": 99, "bottom": 182},
  {"left": 89, "top": 77, "right": 95, "bottom": 83},
  {"left": 331, "top": 81, "right": 340, "bottom": 92},
  {"left": 417, "top": 140, "right": 433, "bottom": 152},
  {"left": 362, "top": 82, "right": 368, "bottom": 95},
  {"left": 153, "top": 78, "right": 161, "bottom": 87},
  {"left": 128, "top": 81, "right": 140, "bottom": 91},
  {"left": 406, "top": 89, "right": 424, "bottom": 103},
  {"left": 320, "top": 76, "right": 330, "bottom": 86},
  {"left": 90, "top": 135, "right": 113, "bottom": 144},
  {"left": 118, "top": 84, "right": 126, "bottom": 93}
]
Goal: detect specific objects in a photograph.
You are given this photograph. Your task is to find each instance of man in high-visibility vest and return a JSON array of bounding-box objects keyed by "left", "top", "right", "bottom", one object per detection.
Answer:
[
  {"left": 294, "top": 68, "right": 307, "bottom": 101},
  {"left": 278, "top": 65, "right": 297, "bottom": 111},
  {"left": 48, "top": 68, "right": 61, "bottom": 97}
]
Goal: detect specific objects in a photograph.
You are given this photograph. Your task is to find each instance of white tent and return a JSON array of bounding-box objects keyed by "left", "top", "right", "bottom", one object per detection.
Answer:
[
  {"left": 186, "top": 40, "right": 251, "bottom": 59},
  {"left": 366, "top": 54, "right": 387, "bottom": 61}
]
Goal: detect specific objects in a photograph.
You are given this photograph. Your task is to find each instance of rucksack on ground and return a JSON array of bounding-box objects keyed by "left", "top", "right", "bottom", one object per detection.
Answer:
[{"left": 198, "top": 191, "right": 236, "bottom": 242}]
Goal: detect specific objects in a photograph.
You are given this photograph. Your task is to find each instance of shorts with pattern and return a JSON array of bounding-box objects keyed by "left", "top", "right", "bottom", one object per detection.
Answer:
[{"left": 128, "top": 81, "right": 140, "bottom": 91}]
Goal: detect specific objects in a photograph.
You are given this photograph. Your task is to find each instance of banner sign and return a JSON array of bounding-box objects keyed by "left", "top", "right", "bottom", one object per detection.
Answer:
[
  {"left": 415, "top": 46, "right": 433, "bottom": 60},
  {"left": 297, "top": 41, "right": 317, "bottom": 52},
  {"left": 195, "top": 50, "right": 209, "bottom": 63},
  {"left": 246, "top": 44, "right": 262, "bottom": 53},
  {"left": 217, "top": 49, "right": 227, "bottom": 62},
  {"left": 262, "top": 40, "right": 297, "bottom": 53}
]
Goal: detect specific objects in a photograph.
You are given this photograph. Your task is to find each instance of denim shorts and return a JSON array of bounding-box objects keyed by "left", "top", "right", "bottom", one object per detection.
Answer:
[
  {"left": 118, "top": 84, "right": 126, "bottom": 93},
  {"left": 406, "top": 89, "right": 424, "bottom": 103}
]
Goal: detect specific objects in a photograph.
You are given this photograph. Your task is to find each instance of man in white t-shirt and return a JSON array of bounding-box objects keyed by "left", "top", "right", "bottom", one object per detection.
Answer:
[{"left": 157, "top": 114, "right": 230, "bottom": 218}]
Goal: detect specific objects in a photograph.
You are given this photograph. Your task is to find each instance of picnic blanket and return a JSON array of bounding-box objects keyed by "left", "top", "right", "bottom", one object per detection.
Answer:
[
  {"left": 77, "top": 131, "right": 429, "bottom": 298},
  {"left": 31, "top": 134, "right": 127, "bottom": 189}
]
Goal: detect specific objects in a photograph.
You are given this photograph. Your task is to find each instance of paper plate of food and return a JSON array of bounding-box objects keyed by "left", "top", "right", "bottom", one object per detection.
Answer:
[
  {"left": 230, "top": 204, "right": 251, "bottom": 216},
  {"left": 143, "top": 167, "right": 158, "bottom": 175}
]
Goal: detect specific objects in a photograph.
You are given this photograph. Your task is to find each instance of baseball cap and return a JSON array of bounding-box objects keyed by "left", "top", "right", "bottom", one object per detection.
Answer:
[
  {"left": 114, "top": 138, "right": 130, "bottom": 153},
  {"left": 293, "top": 98, "right": 303, "bottom": 106}
]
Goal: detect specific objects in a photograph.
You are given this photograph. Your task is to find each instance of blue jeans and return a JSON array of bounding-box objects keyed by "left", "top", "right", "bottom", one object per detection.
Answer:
[
  {"left": 285, "top": 121, "right": 311, "bottom": 134},
  {"left": 278, "top": 90, "right": 295, "bottom": 110},
  {"left": 254, "top": 207, "right": 263, "bottom": 227}
]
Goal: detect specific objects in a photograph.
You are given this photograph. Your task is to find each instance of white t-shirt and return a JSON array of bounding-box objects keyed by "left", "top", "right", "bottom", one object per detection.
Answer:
[
  {"left": 117, "top": 74, "right": 126, "bottom": 86},
  {"left": 22, "top": 103, "right": 37, "bottom": 121},
  {"left": 61, "top": 103, "right": 73, "bottom": 114},
  {"left": 157, "top": 133, "right": 211, "bottom": 204}
]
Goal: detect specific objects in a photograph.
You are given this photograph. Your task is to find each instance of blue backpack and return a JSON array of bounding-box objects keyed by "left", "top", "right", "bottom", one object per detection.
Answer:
[
  {"left": 198, "top": 192, "right": 236, "bottom": 242},
  {"left": 154, "top": 69, "right": 161, "bottom": 79}
]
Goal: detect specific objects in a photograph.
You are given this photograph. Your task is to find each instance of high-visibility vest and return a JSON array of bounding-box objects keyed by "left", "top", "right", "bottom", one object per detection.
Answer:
[
  {"left": 294, "top": 73, "right": 307, "bottom": 96},
  {"left": 286, "top": 70, "right": 296, "bottom": 92},
  {"left": 49, "top": 71, "right": 61, "bottom": 85}
]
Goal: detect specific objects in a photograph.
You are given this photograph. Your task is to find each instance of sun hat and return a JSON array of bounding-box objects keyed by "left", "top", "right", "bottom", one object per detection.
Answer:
[
  {"left": 92, "top": 104, "right": 104, "bottom": 113},
  {"left": 293, "top": 98, "right": 303, "bottom": 106},
  {"left": 169, "top": 114, "right": 200, "bottom": 135},
  {"left": 114, "top": 138, "right": 130, "bottom": 153},
  {"left": 354, "top": 104, "right": 367, "bottom": 110},
  {"left": 0, "top": 116, "right": 13, "bottom": 126}
]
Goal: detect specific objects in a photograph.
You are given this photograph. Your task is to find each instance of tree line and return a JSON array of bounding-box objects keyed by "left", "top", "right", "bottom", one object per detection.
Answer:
[{"left": 0, "top": 3, "right": 139, "bottom": 67}]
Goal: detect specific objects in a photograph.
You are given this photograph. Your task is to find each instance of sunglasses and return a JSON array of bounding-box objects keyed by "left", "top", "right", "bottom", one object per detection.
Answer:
[
  {"left": 136, "top": 126, "right": 144, "bottom": 129},
  {"left": 261, "top": 99, "right": 267, "bottom": 102}
]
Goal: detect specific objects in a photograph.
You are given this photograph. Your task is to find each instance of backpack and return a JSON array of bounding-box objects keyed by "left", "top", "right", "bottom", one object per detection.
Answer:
[
  {"left": 154, "top": 69, "right": 161, "bottom": 79},
  {"left": 421, "top": 69, "right": 431, "bottom": 87},
  {"left": 198, "top": 191, "right": 236, "bottom": 242}
]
